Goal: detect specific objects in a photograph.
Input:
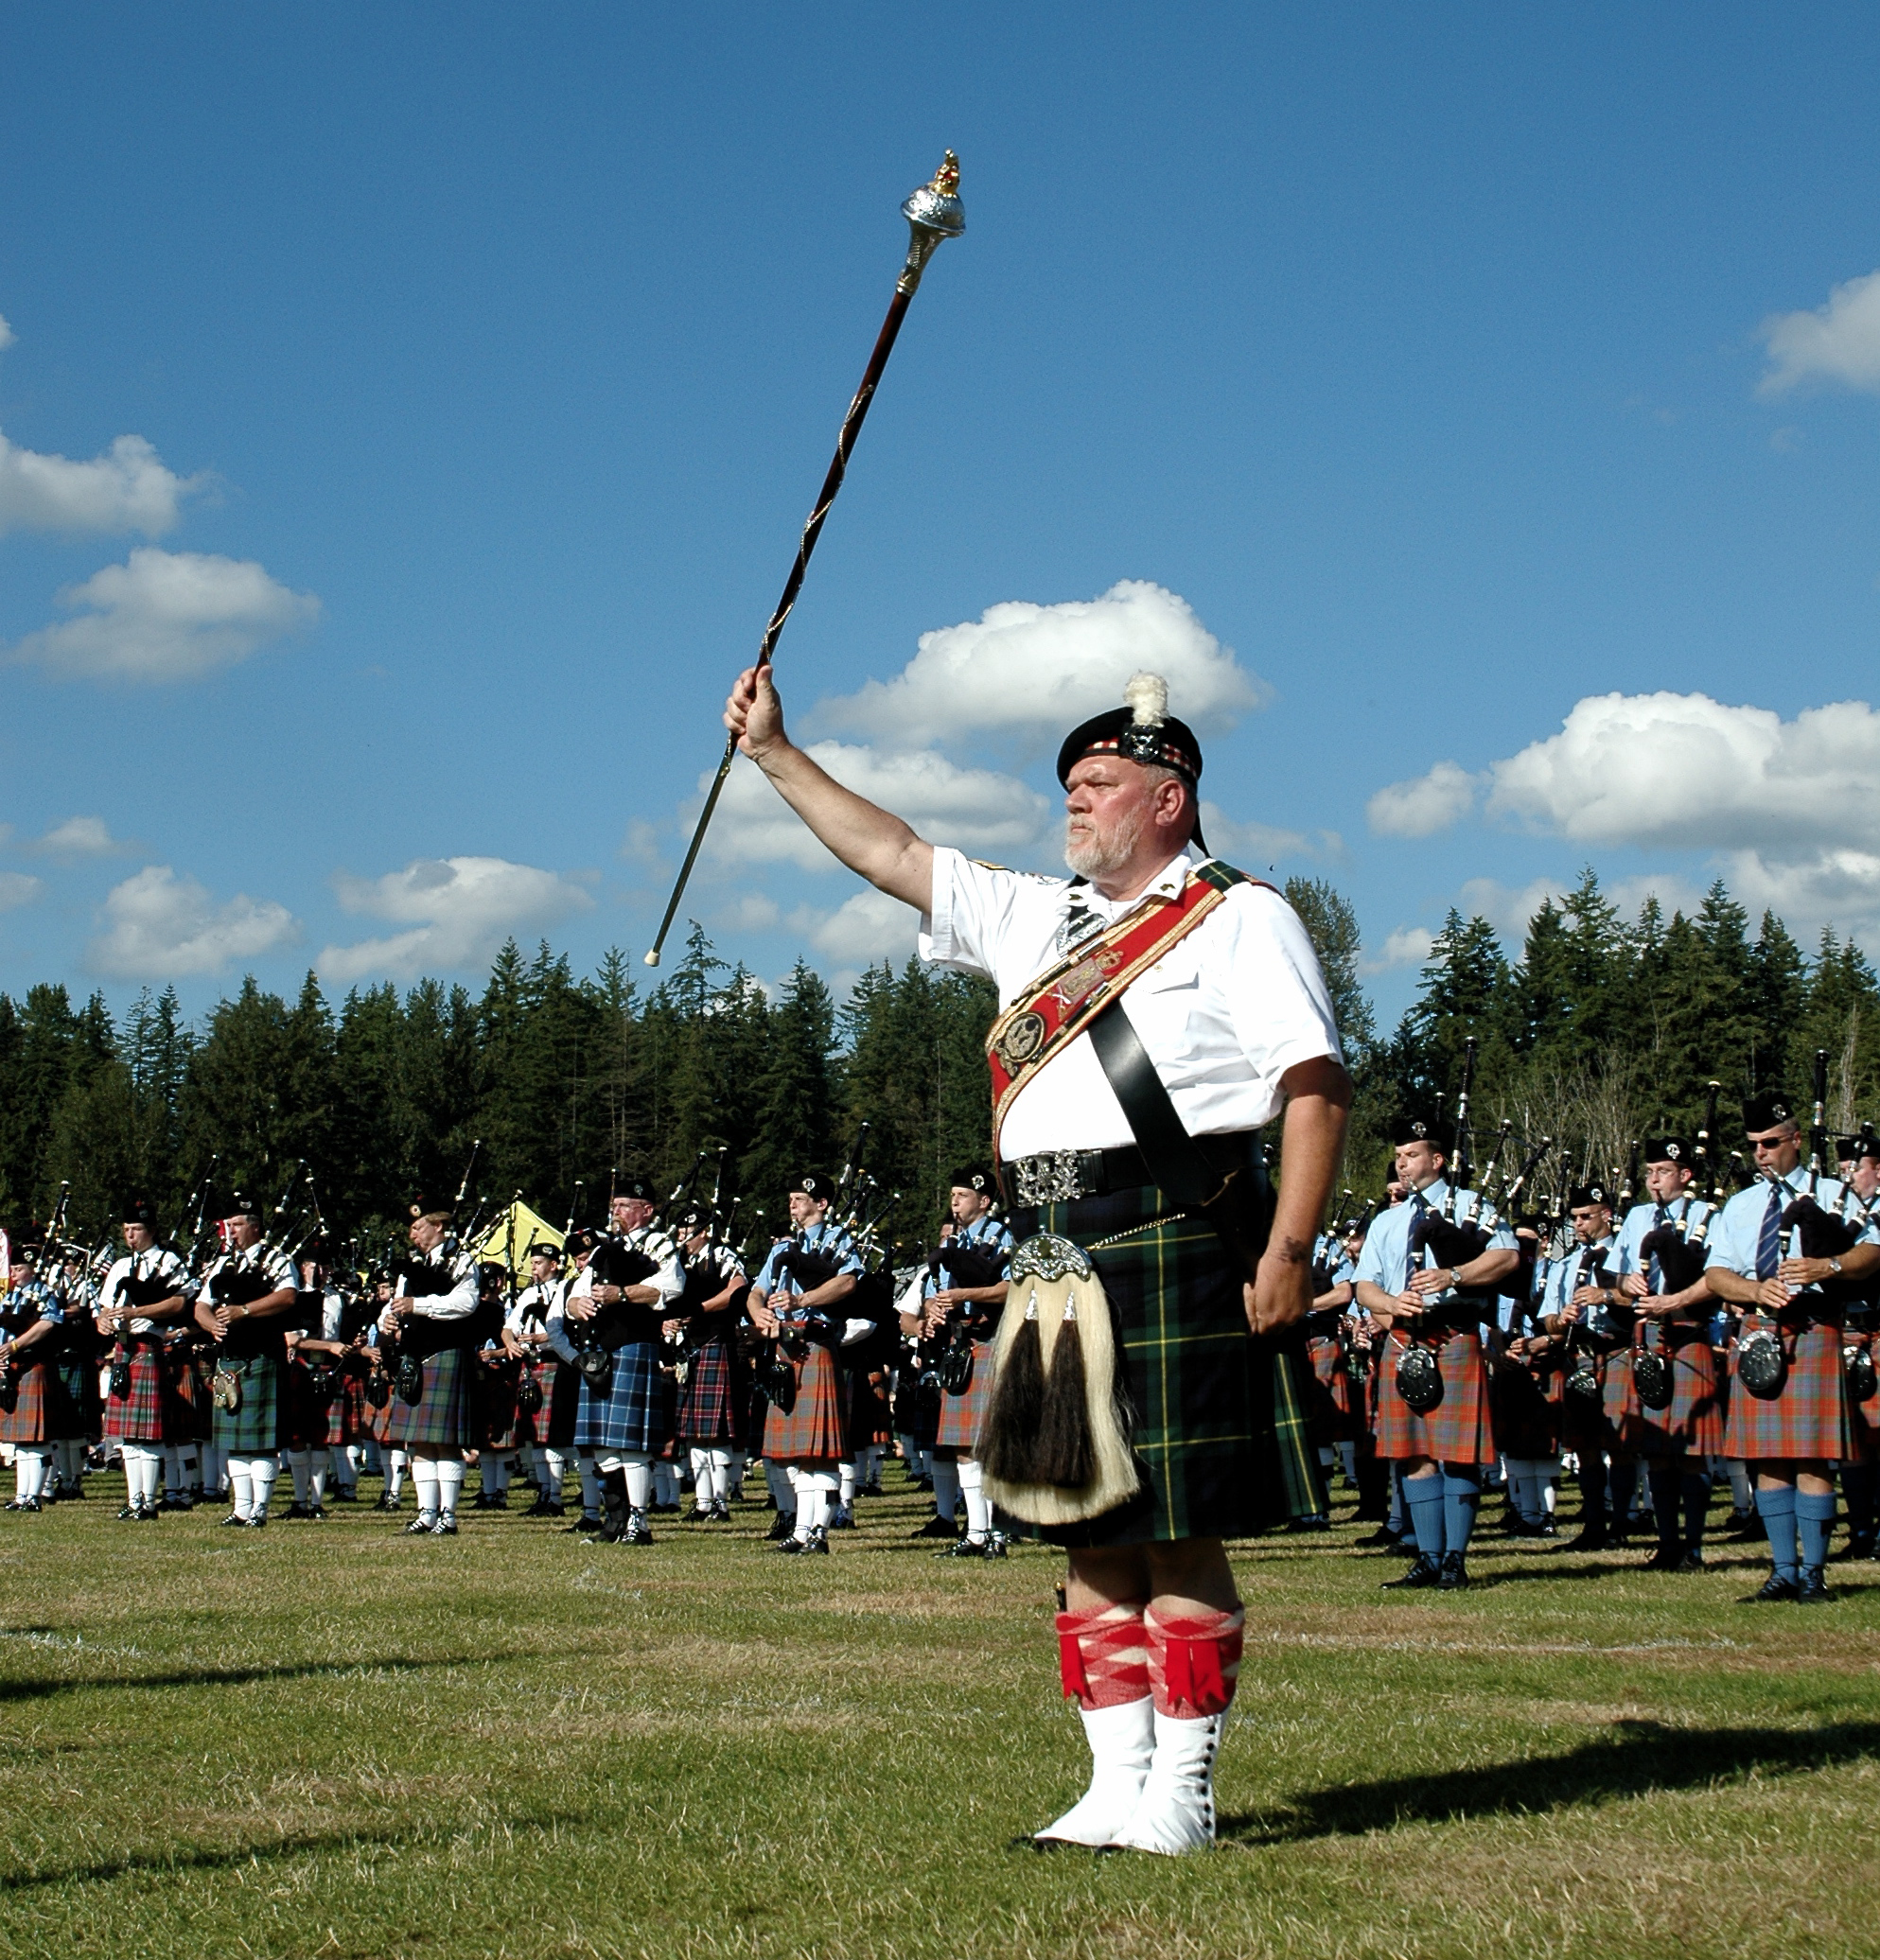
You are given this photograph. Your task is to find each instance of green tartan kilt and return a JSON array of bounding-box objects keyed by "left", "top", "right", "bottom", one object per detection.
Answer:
[
  {"left": 1009, "top": 1181, "right": 1325, "bottom": 1546},
  {"left": 212, "top": 1352, "right": 285, "bottom": 1454}
]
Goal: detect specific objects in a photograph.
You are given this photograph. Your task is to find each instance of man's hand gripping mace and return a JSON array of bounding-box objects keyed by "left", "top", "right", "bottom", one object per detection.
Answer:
[{"left": 643, "top": 152, "right": 966, "bottom": 967}]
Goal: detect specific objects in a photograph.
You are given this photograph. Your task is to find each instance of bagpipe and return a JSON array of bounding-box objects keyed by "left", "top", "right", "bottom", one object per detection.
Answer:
[
  {"left": 1629, "top": 1083, "right": 1724, "bottom": 1410},
  {"left": 381, "top": 1141, "right": 482, "bottom": 1405},
  {"left": 918, "top": 1227, "right": 1011, "bottom": 1401}
]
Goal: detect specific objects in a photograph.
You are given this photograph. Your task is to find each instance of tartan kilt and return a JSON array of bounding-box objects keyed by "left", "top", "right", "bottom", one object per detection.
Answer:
[
  {"left": 1621, "top": 1326, "right": 1723, "bottom": 1458},
  {"left": 103, "top": 1339, "right": 174, "bottom": 1444},
  {"left": 283, "top": 1356, "right": 351, "bottom": 1450},
  {"left": 572, "top": 1340, "right": 667, "bottom": 1456},
  {"left": 332, "top": 1367, "right": 367, "bottom": 1446},
  {"left": 1010, "top": 1182, "right": 1325, "bottom": 1545},
  {"left": 1843, "top": 1329, "right": 1880, "bottom": 1460},
  {"left": 386, "top": 1344, "right": 476, "bottom": 1452},
  {"left": 477, "top": 1355, "right": 521, "bottom": 1449},
  {"left": 762, "top": 1342, "right": 848, "bottom": 1461},
  {"left": 1305, "top": 1333, "right": 1355, "bottom": 1444},
  {"left": 1490, "top": 1355, "right": 1561, "bottom": 1460},
  {"left": 213, "top": 1352, "right": 286, "bottom": 1453},
  {"left": 0, "top": 1358, "right": 55, "bottom": 1443},
  {"left": 364, "top": 1368, "right": 396, "bottom": 1444},
  {"left": 934, "top": 1340, "right": 993, "bottom": 1451},
  {"left": 676, "top": 1339, "right": 743, "bottom": 1444},
  {"left": 510, "top": 1356, "right": 551, "bottom": 1447},
  {"left": 1375, "top": 1328, "right": 1496, "bottom": 1466},
  {"left": 1723, "top": 1315, "right": 1851, "bottom": 1462}
]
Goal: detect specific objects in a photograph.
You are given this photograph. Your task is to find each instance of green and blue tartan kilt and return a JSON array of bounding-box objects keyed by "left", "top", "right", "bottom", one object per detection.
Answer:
[
  {"left": 1375, "top": 1328, "right": 1496, "bottom": 1466},
  {"left": 213, "top": 1352, "right": 286, "bottom": 1453},
  {"left": 762, "top": 1343, "right": 848, "bottom": 1461},
  {"left": 1489, "top": 1354, "right": 1561, "bottom": 1460},
  {"left": 934, "top": 1339, "right": 993, "bottom": 1451},
  {"left": 387, "top": 1345, "right": 476, "bottom": 1452},
  {"left": 1620, "top": 1325, "right": 1723, "bottom": 1458},
  {"left": 1844, "top": 1330, "right": 1880, "bottom": 1461},
  {"left": 1723, "top": 1315, "right": 1851, "bottom": 1462},
  {"left": 103, "top": 1339, "right": 176, "bottom": 1444},
  {"left": 676, "top": 1338, "right": 744, "bottom": 1444},
  {"left": 572, "top": 1340, "right": 668, "bottom": 1455},
  {"left": 477, "top": 1355, "right": 520, "bottom": 1449},
  {"left": 1010, "top": 1185, "right": 1325, "bottom": 1546}
]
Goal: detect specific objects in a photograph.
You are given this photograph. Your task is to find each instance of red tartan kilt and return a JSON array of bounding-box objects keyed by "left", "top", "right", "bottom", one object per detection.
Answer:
[
  {"left": 762, "top": 1344, "right": 847, "bottom": 1461},
  {"left": 102, "top": 1341, "right": 175, "bottom": 1443},
  {"left": 1490, "top": 1356, "right": 1560, "bottom": 1459},
  {"left": 478, "top": 1356, "right": 520, "bottom": 1449},
  {"left": 364, "top": 1373, "right": 396, "bottom": 1444},
  {"left": 1305, "top": 1334, "right": 1355, "bottom": 1443},
  {"left": 0, "top": 1360, "right": 52, "bottom": 1443},
  {"left": 1375, "top": 1329, "right": 1495, "bottom": 1465},
  {"left": 932, "top": 1343, "right": 991, "bottom": 1451},
  {"left": 1620, "top": 1328, "right": 1723, "bottom": 1457},
  {"left": 1723, "top": 1316, "right": 1852, "bottom": 1461},
  {"left": 333, "top": 1372, "right": 366, "bottom": 1445},
  {"left": 510, "top": 1357, "right": 551, "bottom": 1446},
  {"left": 676, "top": 1340, "right": 742, "bottom": 1444},
  {"left": 1844, "top": 1330, "right": 1880, "bottom": 1461}
]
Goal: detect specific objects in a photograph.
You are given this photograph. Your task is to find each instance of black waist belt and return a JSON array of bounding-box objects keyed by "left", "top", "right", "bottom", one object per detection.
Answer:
[{"left": 1001, "top": 1131, "right": 1256, "bottom": 1209}]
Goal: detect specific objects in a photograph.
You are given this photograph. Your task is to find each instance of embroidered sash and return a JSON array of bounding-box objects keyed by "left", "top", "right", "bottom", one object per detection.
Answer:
[{"left": 984, "top": 862, "right": 1257, "bottom": 1155}]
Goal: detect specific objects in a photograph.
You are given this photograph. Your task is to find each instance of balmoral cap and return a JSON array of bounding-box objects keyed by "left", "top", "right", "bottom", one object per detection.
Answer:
[{"left": 1743, "top": 1092, "right": 1798, "bottom": 1132}]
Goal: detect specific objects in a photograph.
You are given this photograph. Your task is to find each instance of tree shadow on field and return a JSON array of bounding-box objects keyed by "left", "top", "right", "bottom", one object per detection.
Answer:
[
  {"left": 2, "top": 1823, "right": 413, "bottom": 1892},
  {"left": 1223, "top": 1719, "right": 1880, "bottom": 1844},
  {"left": 0, "top": 1653, "right": 510, "bottom": 1705}
]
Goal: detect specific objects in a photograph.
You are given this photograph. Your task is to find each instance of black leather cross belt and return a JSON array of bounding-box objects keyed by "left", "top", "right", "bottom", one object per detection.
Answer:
[{"left": 1001, "top": 1131, "right": 1256, "bottom": 1209}]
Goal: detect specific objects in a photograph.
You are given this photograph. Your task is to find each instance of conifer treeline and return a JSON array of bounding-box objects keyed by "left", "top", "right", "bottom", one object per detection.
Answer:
[{"left": 0, "top": 871, "right": 1871, "bottom": 1252}]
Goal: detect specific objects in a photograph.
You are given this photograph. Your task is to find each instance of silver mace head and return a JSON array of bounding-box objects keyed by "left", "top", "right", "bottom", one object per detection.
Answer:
[{"left": 897, "top": 149, "right": 965, "bottom": 295}]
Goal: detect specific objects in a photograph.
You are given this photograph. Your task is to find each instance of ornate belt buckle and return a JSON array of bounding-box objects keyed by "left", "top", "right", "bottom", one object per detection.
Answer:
[{"left": 1014, "top": 1149, "right": 1085, "bottom": 1207}]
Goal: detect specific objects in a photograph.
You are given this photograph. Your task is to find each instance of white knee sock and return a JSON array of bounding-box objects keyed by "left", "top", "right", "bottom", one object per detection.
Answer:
[
  {"left": 387, "top": 1450, "right": 408, "bottom": 1500},
  {"left": 1726, "top": 1459, "right": 1753, "bottom": 1512},
  {"left": 930, "top": 1457, "right": 961, "bottom": 1524},
  {"left": 709, "top": 1447, "right": 734, "bottom": 1502},
  {"left": 542, "top": 1449, "right": 567, "bottom": 1498},
  {"left": 653, "top": 1460, "right": 677, "bottom": 1506},
  {"left": 959, "top": 1457, "right": 992, "bottom": 1542},
  {"left": 577, "top": 1455, "right": 601, "bottom": 1515},
  {"left": 795, "top": 1474, "right": 835, "bottom": 1538},
  {"left": 287, "top": 1450, "right": 311, "bottom": 1505},
  {"left": 483, "top": 1454, "right": 509, "bottom": 1496},
  {"left": 126, "top": 1444, "right": 162, "bottom": 1508},
  {"left": 411, "top": 1460, "right": 440, "bottom": 1519},
  {"left": 621, "top": 1455, "right": 653, "bottom": 1511},
  {"left": 434, "top": 1458, "right": 466, "bottom": 1517},
  {"left": 838, "top": 1460, "right": 856, "bottom": 1509},
  {"left": 766, "top": 1460, "right": 794, "bottom": 1510},
  {"left": 691, "top": 1451, "right": 717, "bottom": 1507},
  {"left": 228, "top": 1462, "right": 254, "bottom": 1518},
  {"left": 56, "top": 1439, "right": 86, "bottom": 1487},
  {"left": 15, "top": 1448, "right": 47, "bottom": 1500},
  {"left": 247, "top": 1455, "right": 279, "bottom": 1515}
]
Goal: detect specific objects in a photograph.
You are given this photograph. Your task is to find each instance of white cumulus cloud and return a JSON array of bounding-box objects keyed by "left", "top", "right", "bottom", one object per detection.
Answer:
[
  {"left": 1759, "top": 269, "right": 1880, "bottom": 396},
  {"left": 11, "top": 548, "right": 321, "bottom": 683},
  {"left": 28, "top": 815, "right": 129, "bottom": 858},
  {"left": 1484, "top": 692, "right": 1879, "bottom": 852},
  {"left": 1367, "top": 760, "right": 1477, "bottom": 838},
  {"left": 91, "top": 866, "right": 298, "bottom": 978},
  {"left": 0, "top": 315, "right": 15, "bottom": 353},
  {"left": 817, "top": 581, "right": 1265, "bottom": 750},
  {"left": 0, "top": 871, "right": 44, "bottom": 913},
  {"left": 0, "top": 429, "right": 207, "bottom": 536},
  {"left": 704, "top": 744, "right": 1051, "bottom": 873},
  {"left": 794, "top": 888, "right": 921, "bottom": 966},
  {"left": 320, "top": 856, "right": 595, "bottom": 982},
  {"left": 1361, "top": 925, "right": 1436, "bottom": 976}
]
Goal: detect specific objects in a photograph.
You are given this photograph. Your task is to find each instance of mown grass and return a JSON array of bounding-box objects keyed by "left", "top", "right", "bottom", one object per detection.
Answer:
[{"left": 4, "top": 1467, "right": 1880, "bottom": 1960}]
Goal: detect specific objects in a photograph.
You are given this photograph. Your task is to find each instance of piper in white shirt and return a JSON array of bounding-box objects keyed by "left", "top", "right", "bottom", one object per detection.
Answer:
[{"left": 723, "top": 660, "right": 1350, "bottom": 1857}]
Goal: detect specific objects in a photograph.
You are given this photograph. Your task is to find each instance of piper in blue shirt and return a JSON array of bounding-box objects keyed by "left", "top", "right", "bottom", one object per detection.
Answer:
[
  {"left": 1353, "top": 1115, "right": 1519, "bottom": 1592},
  {"left": 1703, "top": 1091, "right": 1880, "bottom": 1602}
]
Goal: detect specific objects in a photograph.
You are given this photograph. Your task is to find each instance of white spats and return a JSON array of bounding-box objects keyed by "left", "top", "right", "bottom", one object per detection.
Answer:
[
  {"left": 1106, "top": 1710, "right": 1223, "bottom": 1855},
  {"left": 1033, "top": 1697, "right": 1155, "bottom": 1848}
]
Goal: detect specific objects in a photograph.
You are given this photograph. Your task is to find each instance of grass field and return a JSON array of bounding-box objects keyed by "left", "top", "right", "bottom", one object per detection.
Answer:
[{"left": 5, "top": 1465, "right": 1880, "bottom": 1960}]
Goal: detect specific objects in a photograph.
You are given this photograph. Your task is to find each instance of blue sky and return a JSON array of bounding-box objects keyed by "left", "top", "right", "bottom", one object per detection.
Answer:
[{"left": 2, "top": 4, "right": 1878, "bottom": 1028}]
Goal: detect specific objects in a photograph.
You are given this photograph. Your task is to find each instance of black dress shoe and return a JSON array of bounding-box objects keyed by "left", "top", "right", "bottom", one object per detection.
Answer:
[
  {"left": 913, "top": 1515, "right": 959, "bottom": 1539},
  {"left": 622, "top": 1510, "right": 655, "bottom": 1546},
  {"left": 1436, "top": 1551, "right": 1470, "bottom": 1590},
  {"left": 764, "top": 1512, "right": 795, "bottom": 1541},
  {"left": 1750, "top": 1571, "right": 1800, "bottom": 1602},
  {"left": 1795, "top": 1566, "right": 1834, "bottom": 1604},
  {"left": 1564, "top": 1527, "right": 1608, "bottom": 1553},
  {"left": 564, "top": 1513, "right": 602, "bottom": 1533},
  {"left": 1356, "top": 1525, "right": 1404, "bottom": 1550},
  {"left": 1381, "top": 1554, "right": 1442, "bottom": 1590},
  {"left": 116, "top": 1504, "right": 138, "bottom": 1520}
]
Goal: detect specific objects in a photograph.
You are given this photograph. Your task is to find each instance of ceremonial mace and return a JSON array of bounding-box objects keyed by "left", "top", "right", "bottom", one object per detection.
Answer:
[{"left": 643, "top": 151, "right": 966, "bottom": 967}]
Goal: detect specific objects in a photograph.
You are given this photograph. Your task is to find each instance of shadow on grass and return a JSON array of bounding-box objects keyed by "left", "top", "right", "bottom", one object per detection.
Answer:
[
  {"left": 1224, "top": 1718, "right": 1880, "bottom": 1843},
  {"left": 0, "top": 1654, "right": 510, "bottom": 1705},
  {"left": 1, "top": 1823, "right": 413, "bottom": 1892}
]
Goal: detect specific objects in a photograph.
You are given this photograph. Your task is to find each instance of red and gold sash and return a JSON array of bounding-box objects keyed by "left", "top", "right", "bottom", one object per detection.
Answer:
[{"left": 984, "top": 862, "right": 1257, "bottom": 1156}]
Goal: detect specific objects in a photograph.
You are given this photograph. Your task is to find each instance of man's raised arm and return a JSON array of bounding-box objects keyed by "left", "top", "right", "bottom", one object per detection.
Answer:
[{"left": 725, "top": 666, "right": 934, "bottom": 914}]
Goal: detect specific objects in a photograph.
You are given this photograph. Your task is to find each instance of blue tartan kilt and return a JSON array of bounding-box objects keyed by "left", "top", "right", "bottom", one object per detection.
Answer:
[
  {"left": 387, "top": 1345, "right": 476, "bottom": 1452},
  {"left": 1010, "top": 1181, "right": 1325, "bottom": 1546},
  {"left": 573, "top": 1341, "right": 668, "bottom": 1455},
  {"left": 213, "top": 1352, "right": 286, "bottom": 1454},
  {"left": 676, "top": 1338, "right": 743, "bottom": 1444},
  {"left": 103, "top": 1339, "right": 175, "bottom": 1444}
]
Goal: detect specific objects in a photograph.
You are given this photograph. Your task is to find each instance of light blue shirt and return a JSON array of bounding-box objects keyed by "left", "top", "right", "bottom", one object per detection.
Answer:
[
  {"left": 1534, "top": 1234, "right": 1625, "bottom": 1339},
  {"left": 1354, "top": 1180, "right": 1516, "bottom": 1305},
  {"left": 929, "top": 1212, "right": 1013, "bottom": 1297},
  {"left": 1612, "top": 1195, "right": 1709, "bottom": 1281},
  {"left": 1706, "top": 1168, "right": 1878, "bottom": 1286},
  {"left": 753, "top": 1220, "right": 864, "bottom": 1302}
]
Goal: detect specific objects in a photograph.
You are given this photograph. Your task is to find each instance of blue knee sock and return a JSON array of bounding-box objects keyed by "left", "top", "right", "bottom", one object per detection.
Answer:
[
  {"left": 1388, "top": 1466, "right": 1408, "bottom": 1534},
  {"left": 1442, "top": 1471, "right": 1481, "bottom": 1555},
  {"left": 1405, "top": 1476, "right": 1447, "bottom": 1559},
  {"left": 1796, "top": 1490, "right": 1836, "bottom": 1573},
  {"left": 1755, "top": 1484, "right": 1800, "bottom": 1582},
  {"left": 1680, "top": 1471, "right": 1711, "bottom": 1551}
]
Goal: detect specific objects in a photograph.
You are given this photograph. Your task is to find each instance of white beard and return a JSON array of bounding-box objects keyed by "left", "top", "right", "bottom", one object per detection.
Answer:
[{"left": 1063, "top": 806, "right": 1145, "bottom": 880}]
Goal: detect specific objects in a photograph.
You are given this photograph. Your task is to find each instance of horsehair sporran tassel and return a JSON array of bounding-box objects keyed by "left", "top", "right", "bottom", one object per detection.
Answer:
[
  {"left": 1034, "top": 1291, "right": 1096, "bottom": 1488},
  {"left": 980, "top": 1285, "right": 1046, "bottom": 1483}
]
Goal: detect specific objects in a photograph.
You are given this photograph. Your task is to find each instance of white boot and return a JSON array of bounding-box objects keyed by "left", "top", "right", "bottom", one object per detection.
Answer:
[
  {"left": 1107, "top": 1710, "right": 1223, "bottom": 1854},
  {"left": 1033, "top": 1697, "right": 1155, "bottom": 1847}
]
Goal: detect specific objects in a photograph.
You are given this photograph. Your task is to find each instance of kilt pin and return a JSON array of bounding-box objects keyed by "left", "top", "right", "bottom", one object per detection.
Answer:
[
  {"left": 1374, "top": 1326, "right": 1496, "bottom": 1466},
  {"left": 676, "top": 1337, "right": 743, "bottom": 1444},
  {"left": 761, "top": 1341, "right": 848, "bottom": 1461},
  {"left": 1010, "top": 1181, "right": 1324, "bottom": 1546},
  {"left": 1619, "top": 1323, "right": 1723, "bottom": 1457},
  {"left": 386, "top": 1345, "right": 477, "bottom": 1452},
  {"left": 1722, "top": 1314, "right": 1851, "bottom": 1461},
  {"left": 572, "top": 1340, "right": 668, "bottom": 1456}
]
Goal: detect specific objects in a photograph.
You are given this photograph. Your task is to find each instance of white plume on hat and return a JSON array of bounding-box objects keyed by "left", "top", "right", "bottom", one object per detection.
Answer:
[{"left": 1123, "top": 671, "right": 1168, "bottom": 727}]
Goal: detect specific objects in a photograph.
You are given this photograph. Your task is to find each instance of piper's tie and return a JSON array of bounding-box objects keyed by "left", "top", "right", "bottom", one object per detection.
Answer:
[{"left": 1756, "top": 1186, "right": 1784, "bottom": 1283}]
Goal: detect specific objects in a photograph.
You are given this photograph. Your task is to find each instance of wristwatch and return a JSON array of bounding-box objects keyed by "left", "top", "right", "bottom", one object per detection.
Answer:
[{"left": 1829, "top": 1257, "right": 1844, "bottom": 1277}]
